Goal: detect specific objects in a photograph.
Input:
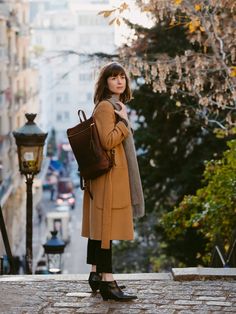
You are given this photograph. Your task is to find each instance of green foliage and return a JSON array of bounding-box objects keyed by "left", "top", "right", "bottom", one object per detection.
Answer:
[
  {"left": 112, "top": 19, "right": 230, "bottom": 272},
  {"left": 113, "top": 212, "right": 161, "bottom": 273},
  {"left": 162, "top": 139, "right": 236, "bottom": 264}
]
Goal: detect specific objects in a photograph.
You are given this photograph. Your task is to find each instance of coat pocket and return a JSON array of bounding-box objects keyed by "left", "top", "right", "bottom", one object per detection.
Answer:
[
  {"left": 94, "top": 167, "right": 131, "bottom": 209},
  {"left": 111, "top": 167, "right": 131, "bottom": 209}
]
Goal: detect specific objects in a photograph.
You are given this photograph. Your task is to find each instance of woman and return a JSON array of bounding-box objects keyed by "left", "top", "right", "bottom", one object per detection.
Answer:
[{"left": 82, "top": 62, "right": 145, "bottom": 301}]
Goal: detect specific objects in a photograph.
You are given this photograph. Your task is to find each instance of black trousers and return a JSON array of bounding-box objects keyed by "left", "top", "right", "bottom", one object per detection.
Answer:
[{"left": 87, "top": 239, "right": 112, "bottom": 273}]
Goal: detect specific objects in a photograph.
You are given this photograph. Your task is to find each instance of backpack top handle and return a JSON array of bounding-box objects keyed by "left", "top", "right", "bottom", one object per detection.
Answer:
[{"left": 78, "top": 110, "right": 87, "bottom": 123}]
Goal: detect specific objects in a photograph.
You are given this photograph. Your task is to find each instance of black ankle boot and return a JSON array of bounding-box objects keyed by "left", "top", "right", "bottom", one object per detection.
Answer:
[
  {"left": 88, "top": 272, "right": 101, "bottom": 292},
  {"left": 100, "top": 281, "right": 137, "bottom": 301},
  {"left": 88, "top": 272, "right": 126, "bottom": 292}
]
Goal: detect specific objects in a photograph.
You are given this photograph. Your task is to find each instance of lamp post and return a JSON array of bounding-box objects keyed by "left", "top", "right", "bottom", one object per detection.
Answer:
[
  {"left": 13, "top": 113, "right": 47, "bottom": 274},
  {"left": 43, "top": 231, "right": 65, "bottom": 274}
]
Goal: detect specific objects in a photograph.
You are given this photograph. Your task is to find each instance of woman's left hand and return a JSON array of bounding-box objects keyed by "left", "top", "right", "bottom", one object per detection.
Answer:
[{"left": 114, "top": 101, "right": 128, "bottom": 121}]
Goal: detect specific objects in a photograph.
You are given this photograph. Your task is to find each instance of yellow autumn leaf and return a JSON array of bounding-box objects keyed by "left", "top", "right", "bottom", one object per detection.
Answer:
[
  {"left": 188, "top": 19, "right": 200, "bottom": 33},
  {"left": 224, "top": 243, "right": 230, "bottom": 252},
  {"left": 195, "top": 4, "right": 201, "bottom": 11},
  {"left": 229, "top": 66, "right": 236, "bottom": 77},
  {"left": 120, "top": 2, "right": 129, "bottom": 11},
  {"left": 170, "top": 18, "right": 176, "bottom": 26},
  {"left": 104, "top": 11, "right": 113, "bottom": 17},
  {"left": 174, "top": 0, "right": 183, "bottom": 5},
  {"left": 98, "top": 10, "right": 114, "bottom": 17},
  {"left": 192, "top": 221, "right": 199, "bottom": 227}
]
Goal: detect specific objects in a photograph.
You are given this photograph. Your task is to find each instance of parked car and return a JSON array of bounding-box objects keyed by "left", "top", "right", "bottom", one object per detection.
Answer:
[
  {"left": 57, "top": 178, "right": 75, "bottom": 209},
  {"left": 56, "top": 192, "right": 75, "bottom": 209}
]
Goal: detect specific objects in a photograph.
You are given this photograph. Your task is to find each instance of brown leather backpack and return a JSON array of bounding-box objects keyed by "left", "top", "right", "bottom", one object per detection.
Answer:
[{"left": 67, "top": 110, "right": 114, "bottom": 193}]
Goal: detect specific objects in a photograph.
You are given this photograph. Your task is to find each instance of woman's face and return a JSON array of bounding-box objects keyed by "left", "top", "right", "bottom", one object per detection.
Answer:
[{"left": 107, "top": 73, "right": 126, "bottom": 97}]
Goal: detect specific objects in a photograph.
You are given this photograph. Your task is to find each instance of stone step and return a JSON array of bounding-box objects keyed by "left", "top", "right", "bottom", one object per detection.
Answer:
[{"left": 172, "top": 267, "right": 236, "bottom": 280}]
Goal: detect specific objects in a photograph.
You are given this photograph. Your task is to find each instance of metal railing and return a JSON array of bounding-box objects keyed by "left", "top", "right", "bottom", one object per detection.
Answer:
[
  {"left": 0, "top": 204, "right": 16, "bottom": 274},
  {"left": 0, "top": 176, "right": 12, "bottom": 202},
  {"left": 211, "top": 235, "right": 236, "bottom": 267}
]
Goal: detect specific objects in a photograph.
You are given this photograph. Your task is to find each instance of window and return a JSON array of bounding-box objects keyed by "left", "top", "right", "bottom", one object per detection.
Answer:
[
  {"left": 86, "top": 92, "right": 92, "bottom": 101},
  {"left": 56, "top": 111, "right": 69, "bottom": 122},
  {"left": 79, "top": 73, "right": 93, "bottom": 82},
  {"left": 56, "top": 92, "right": 69, "bottom": 103},
  {"left": 78, "top": 14, "right": 107, "bottom": 26},
  {"left": 64, "top": 111, "right": 69, "bottom": 120},
  {"left": 56, "top": 113, "right": 62, "bottom": 121}
]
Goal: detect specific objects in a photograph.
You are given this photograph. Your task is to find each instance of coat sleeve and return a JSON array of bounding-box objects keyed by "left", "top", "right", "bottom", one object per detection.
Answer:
[{"left": 94, "top": 100, "right": 130, "bottom": 150}]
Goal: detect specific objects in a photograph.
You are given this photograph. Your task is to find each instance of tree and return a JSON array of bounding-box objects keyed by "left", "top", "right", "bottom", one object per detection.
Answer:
[
  {"left": 112, "top": 21, "right": 229, "bottom": 272},
  {"left": 98, "top": 0, "right": 235, "bottom": 270},
  {"left": 100, "top": 0, "right": 236, "bottom": 130},
  {"left": 162, "top": 139, "right": 236, "bottom": 264}
]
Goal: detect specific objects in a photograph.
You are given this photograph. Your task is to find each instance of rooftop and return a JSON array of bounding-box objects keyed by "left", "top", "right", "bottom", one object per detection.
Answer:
[{"left": 1, "top": 268, "right": 236, "bottom": 313}]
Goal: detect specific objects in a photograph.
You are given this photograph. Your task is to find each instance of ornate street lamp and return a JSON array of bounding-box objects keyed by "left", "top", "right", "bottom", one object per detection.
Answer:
[
  {"left": 13, "top": 113, "right": 47, "bottom": 274},
  {"left": 43, "top": 231, "right": 65, "bottom": 274}
]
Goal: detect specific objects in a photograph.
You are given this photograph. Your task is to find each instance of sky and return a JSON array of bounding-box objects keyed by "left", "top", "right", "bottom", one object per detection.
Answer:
[
  {"left": 98, "top": 0, "right": 153, "bottom": 46},
  {"left": 106, "top": 0, "right": 154, "bottom": 45}
]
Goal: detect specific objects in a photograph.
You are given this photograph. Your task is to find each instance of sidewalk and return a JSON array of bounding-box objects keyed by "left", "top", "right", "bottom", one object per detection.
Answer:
[{"left": 0, "top": 269, "right": 236, "bottom": 313}]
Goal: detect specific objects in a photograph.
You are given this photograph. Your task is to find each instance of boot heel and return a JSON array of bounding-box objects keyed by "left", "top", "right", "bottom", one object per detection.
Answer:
[
  {"left": 89, "top": 281, "right": 99, "bottom": 292},
  {"left": 88, "top": 272, "right": 101, "bottom": 292}
]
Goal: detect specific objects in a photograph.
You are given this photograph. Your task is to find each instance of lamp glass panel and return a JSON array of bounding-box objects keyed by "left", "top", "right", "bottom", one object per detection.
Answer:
[
  {"left": 47, "top": 253, "right": 62, "bottom": 274},
  {"left": 19, "top": 146, "right": 43, "bottom": 173}
]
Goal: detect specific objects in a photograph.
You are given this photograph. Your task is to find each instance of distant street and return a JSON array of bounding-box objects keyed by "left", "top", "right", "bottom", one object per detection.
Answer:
[
  {"left": 33, "top": 183, "right": 90, "bottom": 274},
  {"left": 63, "top": 188, "right": 90, "bottom": 274}
]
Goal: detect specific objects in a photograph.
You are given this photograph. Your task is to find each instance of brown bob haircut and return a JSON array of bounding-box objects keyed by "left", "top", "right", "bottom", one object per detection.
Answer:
[{"left": 94, "top": 62, "right": 132, "bottom": 105}]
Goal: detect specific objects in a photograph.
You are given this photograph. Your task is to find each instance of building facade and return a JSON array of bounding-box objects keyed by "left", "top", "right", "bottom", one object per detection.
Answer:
[
  {"left": 0, "top": 0, "right": 116, "bottom": 268},
  {"left": 0, "top": 0, "right": 40, "bottom": 260},
  {"left": 30, "top": 0, "right": 116, "bottom": 143}
]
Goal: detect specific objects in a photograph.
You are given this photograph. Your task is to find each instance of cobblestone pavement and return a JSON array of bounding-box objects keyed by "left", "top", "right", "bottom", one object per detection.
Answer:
[{"left": 0, "top": 273, "right": 236, "bottom": 314}]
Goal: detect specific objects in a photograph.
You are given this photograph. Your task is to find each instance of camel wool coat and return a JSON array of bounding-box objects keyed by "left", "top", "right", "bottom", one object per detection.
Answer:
[{"left": 81, "top": 100, "right": 134, "bottom": 249}]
